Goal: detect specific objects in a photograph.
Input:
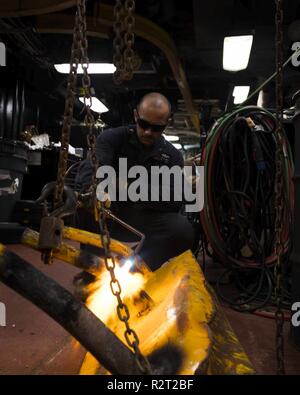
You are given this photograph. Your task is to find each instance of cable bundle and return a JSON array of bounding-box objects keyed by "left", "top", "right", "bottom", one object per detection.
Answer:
[{"left": 200, "top": 106, "right": 294, "bottom": 311}]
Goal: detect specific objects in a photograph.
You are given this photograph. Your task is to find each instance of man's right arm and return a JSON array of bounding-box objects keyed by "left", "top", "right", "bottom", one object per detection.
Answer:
[
  {"left": 75, "top": 126, "right": 126, "bottom": 193},
  {"left": 95, "top": 126, "right": 127, "bottom": 166}
]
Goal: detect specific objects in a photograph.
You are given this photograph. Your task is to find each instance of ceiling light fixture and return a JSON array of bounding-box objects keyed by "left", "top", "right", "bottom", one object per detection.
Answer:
[
  {"left": 232, "top": 86, "right": 250, "bottom": 104},
  {"left": 79, "top": 97, "right": 109, "bottom": 114},
  {"left": 54, "top": 63, "right": 116, "bottom": 74},
  {"left": 223, "top": 35, "right": 253, "bottom": 72}
]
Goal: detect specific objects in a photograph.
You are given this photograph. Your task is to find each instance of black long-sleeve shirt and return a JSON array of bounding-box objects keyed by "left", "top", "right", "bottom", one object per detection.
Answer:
[{"left": 75, "top": 125, "right": 184, "bottom": 212}]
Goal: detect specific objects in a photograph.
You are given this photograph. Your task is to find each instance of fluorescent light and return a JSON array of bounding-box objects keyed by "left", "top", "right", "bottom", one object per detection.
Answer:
[
  {"left": 172, "top": 143, "right": 183, "bottom": 150},
  {"left": 223, "top": 35, "right": 253, "bottom": 72},
  {"left": 233, "top": 86, "right": 250, "bottom": 104},
  {"left": 163, "top": 134, "right": 179, "bottom": 142},
  {"left": 79, "top": 97, "right": 109, "bottom": 113},
  {"left": 54, "top": 63, "right": 116, "bottom": 74}
]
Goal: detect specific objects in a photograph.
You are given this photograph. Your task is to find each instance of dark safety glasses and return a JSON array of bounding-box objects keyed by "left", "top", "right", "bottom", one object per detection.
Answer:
[{"left": 136, "top": 110, "right": 168, "bottom": 133}]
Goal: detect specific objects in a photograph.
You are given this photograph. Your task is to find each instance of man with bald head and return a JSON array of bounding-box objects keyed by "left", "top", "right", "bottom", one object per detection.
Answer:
[
  {"left": 76, "top": 92, "right": 195, "bottom": 271},
  {"left": 134, "top": 92, "right": 171, "bottom": 146}
]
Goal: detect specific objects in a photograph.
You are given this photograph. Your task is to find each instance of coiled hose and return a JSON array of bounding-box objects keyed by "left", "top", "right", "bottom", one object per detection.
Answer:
[{"left": 200, "top": 106, "right": 294, "bottom": 311}]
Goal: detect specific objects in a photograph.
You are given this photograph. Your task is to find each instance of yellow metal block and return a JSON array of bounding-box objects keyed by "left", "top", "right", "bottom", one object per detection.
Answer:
[
  {"left": 17, "top": 226, "right": 254, "bottom": 375},
  {"left": 80, "top": 250, "right": 254, "bottom": 375},
  {"left": 207, "top": 285, "right": 254, "bottom": 375},
  {"left": 80, "top": 250, "right": 214, "bottom": 375}
]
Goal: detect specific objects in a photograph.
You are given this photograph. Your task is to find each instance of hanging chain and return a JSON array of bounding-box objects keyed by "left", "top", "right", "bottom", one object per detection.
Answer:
[
  {"left": 122, "top": 0, "right": 136, "bottom": 80},
  {"left": 113, "top": 0, "right": 137, "bottom": 84},
  {"left": 274, "top": 0, "right": 286, "bottom": 376},
  {"left": 77, "top": 0, "right": 98, "bottom": 196},
  {"left": 51, "top": 0, "right": 150, "bottom": 374},
  {"left": 54, "top": 5, "right": 82, "bottom": 206},
  {"left": 97, "top": 206, "right": 153, "bottom": 375},
  {"left": 73, "top": 0, "right": 151, "bottom": 374},
  {"left": 113, "top": 0, "right": 125, "bottom": 84},
  {"left": 40, "top": 0, "right": 83, "bottom": 264}
]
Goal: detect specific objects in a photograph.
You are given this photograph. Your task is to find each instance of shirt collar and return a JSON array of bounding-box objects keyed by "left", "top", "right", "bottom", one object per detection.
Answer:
[{"left": 128, "top": 125, "right": 166, "bottom": 150}]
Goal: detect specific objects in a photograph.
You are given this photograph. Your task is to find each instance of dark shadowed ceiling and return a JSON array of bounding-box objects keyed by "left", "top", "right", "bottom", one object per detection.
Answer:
[{"left": 1, "top": 0, "right": 300, "bottom": 134}]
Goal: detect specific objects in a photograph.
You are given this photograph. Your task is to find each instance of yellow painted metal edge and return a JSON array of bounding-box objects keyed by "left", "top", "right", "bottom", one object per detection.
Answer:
[{"left": 63, "top": 227, "right": 133, "bottom": 258}]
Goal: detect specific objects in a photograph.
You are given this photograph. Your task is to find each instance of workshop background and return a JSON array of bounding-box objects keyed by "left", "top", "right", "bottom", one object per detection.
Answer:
[{"left": 0, "top": 0, "right": 300, "bottom": 375}]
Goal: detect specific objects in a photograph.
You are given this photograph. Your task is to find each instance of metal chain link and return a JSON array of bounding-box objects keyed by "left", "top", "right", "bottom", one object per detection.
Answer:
[
  {"left": 54, "top": 5, "right": 82, "bottom": 206},
  {"left": 113, "top": 0, "right": 125, "bottom": 84},
  {"left": 122, "top": 0, "right": 136, "bottom": 80},
  {"left": 41, "top": 0, "right": 83, "bottom": 265},
  {"left": 113, "top": 0, "right": 137, "bottom": 84},
  {"left": 274, "top": 0, "right": 286, "bottom": 376},
  {"left": 97, "top": 206, "right": 153, "bottom": 374},
  {"left": 74, "top": 0, "right": 152, "bottom": 374},
  {"left": 51, "top": 0, "right": 150, "bottom": 374},
  {"left": 76, "top": 0, "right": 98, "bottom": 196}
]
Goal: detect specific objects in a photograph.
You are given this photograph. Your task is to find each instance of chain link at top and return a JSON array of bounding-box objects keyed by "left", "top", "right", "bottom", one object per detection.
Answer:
[
  {"left": 122, "top": 0, "right": 136, "bottom": 80},
  {"left": 113, "top": 0, "right": 125, "bottom": 84},
  {"left": 113, "top": 0, "right": 138, "bottom": 84}
]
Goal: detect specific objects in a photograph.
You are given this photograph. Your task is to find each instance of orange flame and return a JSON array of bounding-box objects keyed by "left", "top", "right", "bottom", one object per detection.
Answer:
[{"left": 86, "top": 259, "right": 146, "bottom": 324}]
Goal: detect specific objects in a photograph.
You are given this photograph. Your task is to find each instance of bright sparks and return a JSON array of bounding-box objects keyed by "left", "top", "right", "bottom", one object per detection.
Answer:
[{"left": 87, "top": 259, "right": 146, "bottom": 324}]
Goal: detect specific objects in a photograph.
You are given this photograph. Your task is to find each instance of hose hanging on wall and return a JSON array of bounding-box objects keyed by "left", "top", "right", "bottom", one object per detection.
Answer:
[{"left": 200, "top": 106, "right": 294, "bottom": 311}]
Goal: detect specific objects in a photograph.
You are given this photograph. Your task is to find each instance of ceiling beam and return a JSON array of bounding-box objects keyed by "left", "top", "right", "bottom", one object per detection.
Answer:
[
  {"left": 37, "top": 14, "right": 110, "bottom": 40},
  {"left": 0, "top": 0, "right": 77, "bottom": 17}
]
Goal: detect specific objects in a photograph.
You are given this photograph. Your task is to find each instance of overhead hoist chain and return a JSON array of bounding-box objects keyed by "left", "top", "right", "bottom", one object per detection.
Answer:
[
  {"left": 113, "top": 0, "right": 140, "bottom": 84},
  {"left": 96, "top": 205, "right": 153, "bottom": 375},
  {"left": 123, "top": 0, "right": 136, "bottom": 80},
  {"left": 39, "top": 0, "right": 84, "bottom": 265},
  {"left": 55, "top": 4, "right": 83, "bottom": 207},
  {"left": 113, "top": 0, "right": 124, "bottom": 84},
  {"left": 51, "top": 0, "right": 152, "bottom": 374},
  {"left": 274, "top": 0, "right": 286, "bottom": 376},
  {"left": 76, "top": 0, "right": 97, "bottom": 194},
  {"left": 54, "top": 0, "right": 97, "bottom": 209},
  {"left": 95, "top": 0, "right": 151, "bottom": 364}
]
